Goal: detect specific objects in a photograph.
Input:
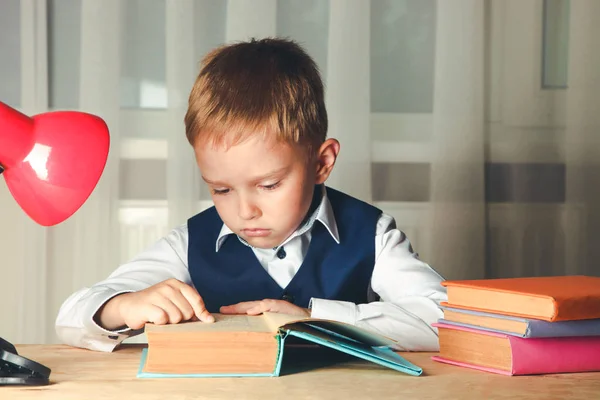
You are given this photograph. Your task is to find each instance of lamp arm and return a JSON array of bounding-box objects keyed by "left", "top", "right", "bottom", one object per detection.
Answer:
[{"left": 0, "top": 102, "right": 35, "bottom": 169}]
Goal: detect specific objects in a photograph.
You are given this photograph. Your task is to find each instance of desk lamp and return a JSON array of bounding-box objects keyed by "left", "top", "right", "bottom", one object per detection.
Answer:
[{"left": 0, "top": 101, "right": 110, "bottom": 385}]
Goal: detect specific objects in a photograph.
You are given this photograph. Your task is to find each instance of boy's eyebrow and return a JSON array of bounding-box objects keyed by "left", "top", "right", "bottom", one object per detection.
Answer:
[
  {"left": 202, "top": 167, "right": 289, "bottom": 186},
  {"left": 201, "top": 176, "right": 224, "bottom": 185}
]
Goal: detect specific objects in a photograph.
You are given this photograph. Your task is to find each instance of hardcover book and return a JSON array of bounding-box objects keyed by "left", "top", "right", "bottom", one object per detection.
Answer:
[
  {"left": 441, "top": 275, "right": 600, "bottom": 321},
  {"left": 440, "top": 305, "right": 600, "bottom": 338},
  {"left": 137, "top": 313, "right": 422, "bottom": 378},
  {"left": 432, "top": 322, "right": 600, "bottom": 375}
]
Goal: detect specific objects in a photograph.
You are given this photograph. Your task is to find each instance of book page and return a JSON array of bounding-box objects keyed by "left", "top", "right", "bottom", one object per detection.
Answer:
[
  {"left": 145, "top": 314, "right": 271, "bottom": 333},
  {"left": 261, "top": 312, "right": 397, "bottom": 346},
  {"left": 292, "top": 321, "right": 396, "bottom": 347},
  {"left": 262, "top": 312, "right": 309, "bottom": 332}
]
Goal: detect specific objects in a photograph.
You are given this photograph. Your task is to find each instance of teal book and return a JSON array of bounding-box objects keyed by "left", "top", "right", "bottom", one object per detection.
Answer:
[{"left": 137, "top": 313, "right": 422, "bottom": 378}]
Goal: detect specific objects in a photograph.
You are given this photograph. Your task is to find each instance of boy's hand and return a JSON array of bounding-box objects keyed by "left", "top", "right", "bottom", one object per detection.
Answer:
[
  {"left": 96, "top": 278, "right": 214, "bottom": 331},
  {"left": 220, "top": 299, "right": 310, "bottom": 317}
]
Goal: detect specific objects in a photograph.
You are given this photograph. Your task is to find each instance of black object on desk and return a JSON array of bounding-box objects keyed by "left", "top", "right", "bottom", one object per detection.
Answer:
[{"left": 0, "top": 336, "right": 51, "bottom": 386}]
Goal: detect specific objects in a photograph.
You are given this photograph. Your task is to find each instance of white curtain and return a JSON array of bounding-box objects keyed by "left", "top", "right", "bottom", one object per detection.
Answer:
[
  {"left": 165, "top": 0, "right": 202, "bottom": 228},
  {"left": 429, "top": 0, "right": 485, "bottom": 280},
  {"left": 1, "top": 0, "right": 598, "bottom": 345},
  {"left": 565, "top": 0, "right": 600, "bottom": 276},
  {"left": 325, "top": 0, "right": 371, "bottom": 201}
]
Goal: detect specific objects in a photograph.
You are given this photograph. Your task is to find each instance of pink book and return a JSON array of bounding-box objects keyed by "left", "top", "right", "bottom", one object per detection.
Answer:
[{"left": 432, "top": 322, "right": 600, "bottom": 376}]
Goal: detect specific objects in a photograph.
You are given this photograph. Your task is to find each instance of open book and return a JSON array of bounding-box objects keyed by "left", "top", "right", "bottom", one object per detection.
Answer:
[{"left": 137, "top": 313, "right": 422, "bottom": 377}]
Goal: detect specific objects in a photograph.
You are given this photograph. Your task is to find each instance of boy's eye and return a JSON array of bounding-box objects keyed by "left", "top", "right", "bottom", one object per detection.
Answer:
[
  {"left": 261, "top": 182, "right": 280, "bottom": 190},
  {"left": 212, "top": 188, "right": 230, "bottom": 195}
]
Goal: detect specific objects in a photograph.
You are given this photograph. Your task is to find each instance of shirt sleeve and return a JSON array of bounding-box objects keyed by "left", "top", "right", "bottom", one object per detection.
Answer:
[
  {"left": 54, "top": 225, "right": 191, "bottom": 352},
  {"left": 309, "top": 213, "right": 447, "bottom": 351}
]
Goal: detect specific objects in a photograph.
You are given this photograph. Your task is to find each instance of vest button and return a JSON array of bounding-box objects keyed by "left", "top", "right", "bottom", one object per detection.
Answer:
[
  {"left": 281, "top": 293, "right": 295, "bottom": 303},
  {"left": 276, "top": 247, "right": 286, "bottom": 259}
]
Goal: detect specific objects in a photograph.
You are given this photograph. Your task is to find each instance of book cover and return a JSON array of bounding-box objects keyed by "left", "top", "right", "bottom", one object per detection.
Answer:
[
  {"left": 440, "top": 305, "right": 600, "bottom": 338},
  {"left": 137, "top": 313, "right": 423, "bottom": 378},
  {"left": 441, "top": 275, "right": 600, "bottom": 321},
  {"left": 432, "top": 322, "right": 600, "bottom": 375}
]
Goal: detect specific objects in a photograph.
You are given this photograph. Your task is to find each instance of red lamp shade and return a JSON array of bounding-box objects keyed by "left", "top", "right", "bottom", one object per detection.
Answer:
[{"left": 0, "top": 101, "right": 110, "bottom": 226}]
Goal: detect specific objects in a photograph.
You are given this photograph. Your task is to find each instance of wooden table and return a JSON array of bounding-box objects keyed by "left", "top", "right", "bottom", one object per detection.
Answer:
[{"left": 4, "top": 344, "right": 599, "bottom": 399}]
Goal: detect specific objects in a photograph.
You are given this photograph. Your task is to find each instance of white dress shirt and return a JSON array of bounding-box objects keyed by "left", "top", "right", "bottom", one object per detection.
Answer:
[{"left": 55, "top": 188, "right": 447, "bottom": 352}]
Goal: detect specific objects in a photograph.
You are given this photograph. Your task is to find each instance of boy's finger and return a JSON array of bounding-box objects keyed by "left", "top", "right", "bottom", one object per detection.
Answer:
[
  {"left": 251, "top": 300, "right": 307, "bottom": 316},
  {"left": 152, "top": 298, "right": 183, "bottom": 324},
  {"left": 246, "top": 305, "right": 264, "bottom": 315},
  {"left": 146, "top": 305, "right": 169, "bottom": 326},
  {"left": 167, "top": 290, "right": 195, "bottom": 321},
  {"left": 180, "top": 285, "right": 214, "bottom": 323},
  {"left": 239, "top": 299, "right": 277, "bottom": 315},
  {"left": 220, "top": 301, "right": 259, "bottom": 314}
]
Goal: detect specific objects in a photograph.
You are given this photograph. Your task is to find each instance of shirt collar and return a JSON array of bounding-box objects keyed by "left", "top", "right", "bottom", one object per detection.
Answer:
[{"left": 215, "top": 185, "right": 340, "bottom": 252}]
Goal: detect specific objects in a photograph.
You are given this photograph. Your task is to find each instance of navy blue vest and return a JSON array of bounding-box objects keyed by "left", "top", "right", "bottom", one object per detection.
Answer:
[{"left": 187, "top": 187, "right": 382, "bottom": 313}]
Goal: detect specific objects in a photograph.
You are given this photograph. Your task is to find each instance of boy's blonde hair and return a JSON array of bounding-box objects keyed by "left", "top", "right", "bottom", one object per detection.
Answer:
[{"left": 184, "top": 38, "right": 327, "bottom": 155}]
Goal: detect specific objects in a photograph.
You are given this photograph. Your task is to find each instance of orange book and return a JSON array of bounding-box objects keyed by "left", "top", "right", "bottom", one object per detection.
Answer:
[{"left": 441, "top": 275, "right": 600, "bottom": 322}]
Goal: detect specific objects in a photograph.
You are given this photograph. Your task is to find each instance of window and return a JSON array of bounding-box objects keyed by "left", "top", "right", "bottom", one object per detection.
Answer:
[
  {"left": 0, "top": 0, "right": 21, "bottom": 108},
  {"left": 542, "top": 0, "right": 570, "bottom": 89}
]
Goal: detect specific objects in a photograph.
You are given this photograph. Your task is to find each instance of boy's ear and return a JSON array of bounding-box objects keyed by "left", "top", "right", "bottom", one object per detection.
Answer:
[{"left": 315, "top": 138, "right": 340, "bottom": 184}]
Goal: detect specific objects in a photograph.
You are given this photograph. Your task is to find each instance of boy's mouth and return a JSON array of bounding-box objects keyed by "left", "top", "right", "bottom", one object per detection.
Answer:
[{"left": 241, "top": 228, "right": 271, "bottom": 237}]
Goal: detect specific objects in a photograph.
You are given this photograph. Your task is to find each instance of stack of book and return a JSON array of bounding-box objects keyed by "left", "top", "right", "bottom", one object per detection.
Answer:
[{"left": 432, "top": 275, "right": 600, "bottom": 375}]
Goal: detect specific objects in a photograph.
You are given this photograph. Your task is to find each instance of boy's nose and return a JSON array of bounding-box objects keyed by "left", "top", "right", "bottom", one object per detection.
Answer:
[{"left": 238, "top": 197, "right": 260, "bottom": 220}]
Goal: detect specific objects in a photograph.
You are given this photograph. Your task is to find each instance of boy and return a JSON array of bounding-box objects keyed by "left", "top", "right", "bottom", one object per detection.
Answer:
[{"left": 56, "top": 38, "right": 446, "bottom": 353}]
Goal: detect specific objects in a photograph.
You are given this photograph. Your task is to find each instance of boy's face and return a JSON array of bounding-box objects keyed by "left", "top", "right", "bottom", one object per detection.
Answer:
[{"left": 195, "top": 136, "right": 318, "bottom": 249}]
